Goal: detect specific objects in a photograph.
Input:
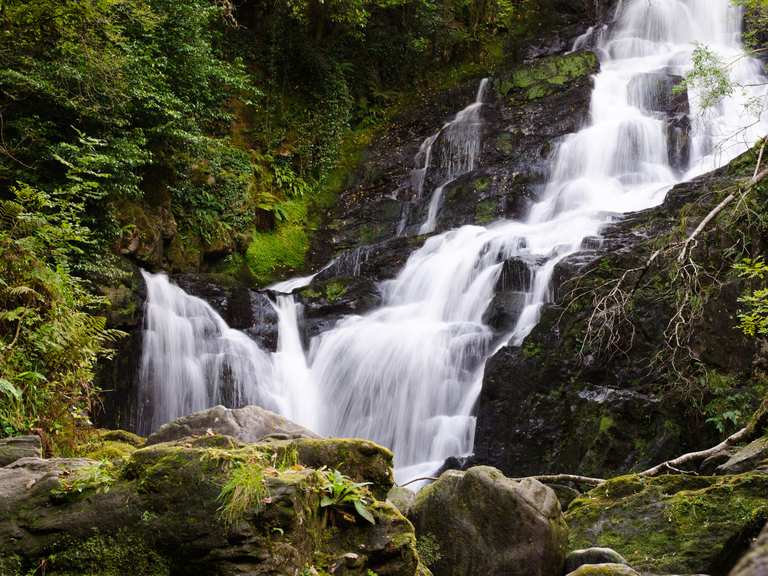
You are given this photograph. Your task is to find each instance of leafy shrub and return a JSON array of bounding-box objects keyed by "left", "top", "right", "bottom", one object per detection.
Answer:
[{"left": 318, "top": 468, "right": 375, "bottom": 525}]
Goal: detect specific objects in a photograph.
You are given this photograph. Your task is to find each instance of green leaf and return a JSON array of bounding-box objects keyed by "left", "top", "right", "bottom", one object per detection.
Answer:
[
  {"left": 0, "top": 378, "right": 22, "bottom": 401},
  {"left": 354, "top": 499, "right": 375, "bottom": 525},
  {"left": 320, "top": 495, "right": 335, "bottom": 507}
]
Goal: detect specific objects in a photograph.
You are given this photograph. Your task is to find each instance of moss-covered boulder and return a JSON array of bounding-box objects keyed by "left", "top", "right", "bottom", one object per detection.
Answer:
[
  {"left": 408, "top": 466, "right": 568, "bottom": 576},
  {"left": 565, "top": 564, "right": 639, "bottom": 576},
  {"left": 74, "top": 429, "right": 145, "bottom": 463},
  {"left": 566, "top": 473, "right": 768, "bottom": 574},
  {"left": 0, "top": 435, "right": 428, "bottom": 576},
  {"left": 497, "top": 50, "right": 599, "bottom": 104},
  {"left": 565, "top": 548, "right": 628, "bottom": 573}
]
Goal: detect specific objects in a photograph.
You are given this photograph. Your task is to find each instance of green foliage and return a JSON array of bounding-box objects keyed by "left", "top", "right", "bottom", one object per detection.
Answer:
[
  {"left": 318, "top": 468, "right": 376, "bottom": 525},
  {"left": 0, "top": 184, "right": 123, "bottom": 448},
  {"left": 50, "top": 462, "right": 117, "bottom": 501},
  {"left": 325, "top": 281, "right": 348, "bottom": 302},
  {"left": 217, "top": 459, "right": 269, "bottom": 528},
  {"left": 415, "top": 532, "right": 443, "bottom": 567},
  {"left": 700, "top": 370, "right": 764, "bottom": 435},
  {"left": 735, "top": 257, "right": 768, "bottom": 337},
  {"left": 681, "top": 45, "right": 734, "bottom": 110}
]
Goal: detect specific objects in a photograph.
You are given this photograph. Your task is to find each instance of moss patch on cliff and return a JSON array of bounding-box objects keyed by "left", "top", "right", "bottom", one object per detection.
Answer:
[
  {"left": 44, "top": 531, "right": 169, "bottom": 576},
  {"left": 566, "top": 473, "right": 768, "bottom": 573},
  {"left": 498, "top": 51, "right": 599, "bottom": 103}
]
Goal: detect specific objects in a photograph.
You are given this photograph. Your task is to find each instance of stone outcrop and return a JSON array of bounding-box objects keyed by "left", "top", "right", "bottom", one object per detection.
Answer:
[
  {"left": 408, "top": 466, "right": 568, "bottom": 576},
  {"left": 0, "top": 430, "right": 428, "bottom": 576},
  {"left": 472, "top": 145, "right": 766, "bottom": 479},
  {"left": 730, "top": 522, "right": 768, "bottom": 576},
  {"left": 565, "top": 548, "right": 628, "bottom": 573},
  {"left": 145, "top": 404, "right": 319, "bottom": 446},
  {"left": 0, "top": 435, "right": 41, "bottom": 466}
]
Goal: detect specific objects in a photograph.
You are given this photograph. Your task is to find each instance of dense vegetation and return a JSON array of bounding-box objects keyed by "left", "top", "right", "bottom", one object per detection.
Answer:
[{"left": 0, "top": 0, "right": 559, "bottom": 448}]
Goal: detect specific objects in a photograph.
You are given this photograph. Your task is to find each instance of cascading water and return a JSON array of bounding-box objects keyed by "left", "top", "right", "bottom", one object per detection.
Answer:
[
  {"left": 397, "top": 79, "right": 489, "bottom": 236},
  {"left": 137, "top": 271, "right": 277, "bottom": 435},
  {"left": 138, "top": 0, "right": 767, "bottom": 481}
]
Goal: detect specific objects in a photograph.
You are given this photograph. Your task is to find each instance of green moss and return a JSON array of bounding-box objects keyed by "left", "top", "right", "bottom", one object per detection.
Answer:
[
  {"left": 325, "top": 280, "right": 348, "bottom": 302},
  {"left": 0, "top": 554, "right": 22, "bottom": 576},
  {"left": 522, "top": 341, "right": 542, "bottom": 358},
  {"left": 416, "top": 533, "right": 443, "bottom": 568},
  {"left": 45, "top": 531, "right": 169, "bottom": 576},
  {"left": 246, "top": 199, "right": 310, "bottom": 285},
  {"left": 499, "top": 51, "right": 599, "bottom": 103},
  {"left": 566, "top": 473, "right": 768, "bottom": 573},
  {"left": 598, "top": 415, "right": 615, "bottom": 435}
]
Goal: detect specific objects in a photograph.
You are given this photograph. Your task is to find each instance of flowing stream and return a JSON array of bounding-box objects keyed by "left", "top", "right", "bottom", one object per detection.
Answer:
[{"left": 138, "top": 0, "right": 767, "bottom": 481}]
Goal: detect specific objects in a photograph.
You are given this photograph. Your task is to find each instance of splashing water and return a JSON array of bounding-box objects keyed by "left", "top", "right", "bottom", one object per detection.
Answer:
[{"left": 138, "top": 0, "right": 767, "bottom": 482}]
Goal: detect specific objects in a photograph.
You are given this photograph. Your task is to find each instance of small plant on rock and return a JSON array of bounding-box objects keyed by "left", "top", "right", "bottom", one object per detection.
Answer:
[
  {"left": 318, "top": 468, "right": 375, "bottom": 525},
  {"left": 50, "top": 462, "right": 116, "bottom": 501},
  {"left": 217, "top": 460, "right": 269, "bottom": 528}
]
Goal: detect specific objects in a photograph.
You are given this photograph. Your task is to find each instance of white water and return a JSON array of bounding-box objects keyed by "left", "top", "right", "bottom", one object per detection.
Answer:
[
  {"left": 137, "top": 271, "right": 277, "bottom": 435},
  {"left": 138, "top": 0, "right": 767, "bottom": 480},
  {"left": 396, "top": 79, "right": 489, "bottom": 236},
  {"left": 418, "top": 78, "right": 489, "bottom": 234}
]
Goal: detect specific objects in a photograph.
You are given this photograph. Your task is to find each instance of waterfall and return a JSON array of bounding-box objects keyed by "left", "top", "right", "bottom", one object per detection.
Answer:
[
  {"left": 136, "top": 271, "right": 277, "bottom": 435},
  {"left": 397, "top": 78, "right": 489, "bottom": 236},
  {"left": 138, "top": 0, "right": 767, "bottom": 481}
]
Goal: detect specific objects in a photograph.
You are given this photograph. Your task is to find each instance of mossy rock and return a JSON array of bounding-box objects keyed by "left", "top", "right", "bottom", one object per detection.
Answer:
[
  {"left": 497, "top": 51, "right": 599, "bottom": 104},
  {"left": 43, "top": 531, "right": 170, "bottom": 576},
  {"left": 3, "top": 435, "right": 427, "bottom": 575},
  {"left": 566, "top": 564, "right": 639, "bottom": 576},
  {"left": 74, "top": 429, "right": 145, "bottom": 463},
  {"left": 566, "top": 473, "right": 768, "bottom": 574}
]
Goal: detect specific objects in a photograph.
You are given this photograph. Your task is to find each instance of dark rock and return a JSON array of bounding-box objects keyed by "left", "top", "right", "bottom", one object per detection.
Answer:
[
  {"left": 146, "top": 404, "right": 319, "bottom": 446},
  {"left": 565, "top": 548, "right": 629, "bottom": 573},
  {"left": 472, "top": 149, "right": 764, "bottom": 479},
  {"left": 408, "top": 466, "right": 567, "bottom": 576},
  {"left": 715, "top": 437, "right": 768, "bottom": 475},
  {"left": 0, "top": 436, "right": 42, "bottom": 467}
]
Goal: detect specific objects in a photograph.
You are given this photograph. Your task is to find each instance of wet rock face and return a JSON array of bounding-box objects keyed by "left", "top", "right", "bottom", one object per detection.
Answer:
[
  {"left": 472, "top": 154, "right": 762, "bottom": 479},
  {"left": 305, "top": 50, "right": 599, "bottom": 330},
  {"left": 408, "top": 466, "right": 568, "bottom": 576}
]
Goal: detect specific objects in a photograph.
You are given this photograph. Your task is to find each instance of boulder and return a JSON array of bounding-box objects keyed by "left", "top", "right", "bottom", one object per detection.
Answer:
[
  {"left": 716, "top": 437, "right": 768, "bottom": 475},
  {"left": 0, "top": 435, "right": 41, "bottom": 466},
  {"left": 408, "top": 466, "right": 568, "bottom": 576},
  {"left": 565, "top": 548, "right": 628, "bottom": 572},
  {"left": 0, "top": 435, "right": 429, "bottom": 576},
  {"left": 566, "top": 473, "right": 768, "bottom": 574},
  {"left": 730, "top": 522, "right": 768, "bottom": 576},
  {"left": 388, "top": 485, "right": 417, "bottom": 516},
  {"left": 566, "top": 564, "right": 639, "bottom": 576},
  {"left": 145, "top": 404, "right": 318, "bottom": 446}
]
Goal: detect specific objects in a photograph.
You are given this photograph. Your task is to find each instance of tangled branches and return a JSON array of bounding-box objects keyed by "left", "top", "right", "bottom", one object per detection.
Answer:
[{"left": 568, "top": 141, "right": 768, "bottom": 374}]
